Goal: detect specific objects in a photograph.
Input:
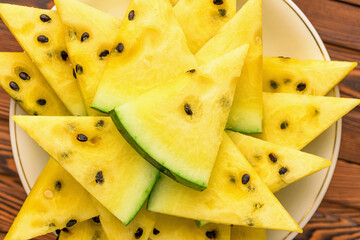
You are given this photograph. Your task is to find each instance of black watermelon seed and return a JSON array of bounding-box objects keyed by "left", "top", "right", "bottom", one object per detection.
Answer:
[
  {"left": 296, "top": 82, "right": 307, "bottom": 91},
  {"left": 187, "top": 69, "right": 196, "bottom": 73},
  {"left": 19, "top": 72, "right": 30, "bottom": 80},
  {"left": 230, "top": 176, "right": 236, "bottom": 183},
  {"left": 34, "top": 112, "right": 38, "bottom": 116},
  {"left": 40, "top": 14, "right": 51, "bottom": 22},
  {"left": 95, "top": 171, "right": 104, "bottom": 184},
  {"left": 62, "top": 228, "right": 69, "bottom": 233},
  {"left": 270, "top": 80, "right": 278, "bottom": 89},
  {"left": 73, "top": 69, "right": 77, "bottom": 79},
  {"left": 242, "top": 174, "right": 250, "bottom": 185},
  {"left": 77, "top": 134, "right": 88, "bottom": 142},
  {"left": 76, "top": 65, "right": 83, "bottom": 74},
  {"left": 134, "top": 227, "right": 143, "bottom": 239},
  {"left": 218, "top": 9, "right": 227, "bottom": 17},
  {"left": 55, "top": 229, "right": 61, "bottom": 235},
  {"left": 49, "top": 223, "right": 56, "bottom": 227},
  {"left": 99, "top": 50, "right": 109, "bottom": 58},
  {"left": 153, "top": 228, "right": 160, "bottom": 235},
  {"left": 184, "top": 103, "right": 193, "bottom": 116},
  {"left": 128, "top": 10, "right": 135, "bottom": 20},
  {"left": 280, "top": 121, "right": 288, "bottom": 130},
  {"left": 66, "top": 219, "right": 77, "bottom": 228},
  {"left": 116, "top": 43, "right": 124, "bottom": 53},
  {"left": 61, "top": 51, "right": 68, "bottom": 61},
  {"left": 37, "top": 99, "right": 47, "bottom": 106},
  {"left": 54, "top": 181, "right": 62, "bottom": 191},
  {"left": 37, "top": 35, "right": 49, "bottom": 43},
  {"left": 213, "top": 0, "right": 223, "bottom": 5},
  {"left": 268, "top": 153, "right": 277, "bottom": 163},
  {"left": 81, "top": 32, "right": 90, "bottom": 42},
  {"left": 279, "top": 167, "right": 288, "bottom": 175},
  {"left": 206, "top": 230, "right": 217, "bottom": 239},
  {"left": 96, "top": 120, "right": 104, "bottom": 127},
  {"left": 92, "top": 216, "right": 100, "bottom": 223},
  {"left": 9, "top": 81, "right": 19, "bottom": 91}
]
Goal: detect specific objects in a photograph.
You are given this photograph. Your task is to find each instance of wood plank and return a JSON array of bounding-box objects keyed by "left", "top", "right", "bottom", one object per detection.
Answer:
[
  {"left": 325, "top": 43, "right": 360, "bottom": 70},
  {"left": 293, "top": 0, "right": 360, "bottom": 51},
  {"left": 334, "top": 0, "right": 360, "bottom": 7}
]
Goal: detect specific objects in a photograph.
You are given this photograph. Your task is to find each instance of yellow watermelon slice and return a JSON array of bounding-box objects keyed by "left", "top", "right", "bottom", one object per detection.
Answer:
[
  {"left": 95, "top": 201, "right": 156, "bottom": 240},
  {"left": 147, "top": 134, "right": 302, "bottom": 233},
  {"left": 111, "top": 45, "right": 249, "bottom": 190},
  {"left": 263, "top": 57, "right": 357, "bottom": 95},
  {"left": 0, "top": 52, "right": 69, "bottom": 116},
  {"left": 231, "top": 226, "right": 267, "bottom": 240},
  {"left": 196, "top": 0, "right": 263, "bottom": 133},
  {"left": 0, "top": 4, "right": 86, "bottom": 116},
  {"left": 227, "top": 131, "right": 331, "bottom": 192},
  {"left": 58, "top": 218, "right": 107, "bottom": 240},
  {"left": 12, "top": 116, "right": 159, "bottom": 225},
  {"left": 174, "top": 0, "right": 236, "bottom": 53},
  {"left": 92, "top": 0, "right": 197, "bottom": 113},
  {"left": 54, "top": 0, "right": 121, "bottom": 115},
  {"left": 250, "top": 93, "right": 360, "bottom": 149},
  {"left": 4, "top": 158, "right": 98, "bottom": 240}
]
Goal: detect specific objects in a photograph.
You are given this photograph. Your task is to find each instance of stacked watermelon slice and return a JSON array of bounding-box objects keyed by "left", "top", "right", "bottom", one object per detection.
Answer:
[{"left": 0, "top": 0, "right": 358, "bottom": 239}]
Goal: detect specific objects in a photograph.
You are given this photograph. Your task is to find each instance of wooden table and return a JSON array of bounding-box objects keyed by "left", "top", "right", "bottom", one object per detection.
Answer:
[{"left": 0, "top": 0, "right": 359, "bottom": 239}]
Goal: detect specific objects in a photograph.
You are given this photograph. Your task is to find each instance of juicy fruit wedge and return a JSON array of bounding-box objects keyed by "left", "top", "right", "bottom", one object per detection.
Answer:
[
  {"left": 92, "top": 0, "right": 197, "bottom": 113},
  {"left": 227, "top": 132, "right": 331, "bottom": 192},
  {"left": 174, "top": 0, "right": 236, "bottom": 53},
  {"left": 58, "top": 218, "right": 107, "bottom": 240},
  {"left": 149, "top": 214, "right": 230, "bottom": 240},
  {"left": 0, "top": 4, "right": 86, "bottom": 116},
  {"left": 0, "top": 52, "right": 69, "bottom": 116},
  {"left": 231, "top": 226, "right": 267, "bottom": 240},
  {"left": 196, "top": 0, "right": 263, "bottom": 133},
  {"left": 55, "top": 0, "right": 121, "bottom": 115},
  {"left": 147, "top": 134, "right": 302, "bottom": 233},
  {"left": 95, "top": 201, "right": 156, "bottom": 240},
  {"left": 4, "top": 158, "right": 98, "bottom": 240},
  {"left": 111, "top": 45, "right": 249, "bottom": 190},
  {"left": 12, "top": 116, "right": 159, "bottom": 225},
  {"left": 263, "top": 57, "right": 357, "bottom": 95},
  {"left": 251, "top": 93, "right": 360, "bottom": 150}
]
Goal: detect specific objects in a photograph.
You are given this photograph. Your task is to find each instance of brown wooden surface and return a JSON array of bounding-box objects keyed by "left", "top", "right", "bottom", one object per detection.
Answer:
[{"left": 0, "top": 0, "right": 359, "bottom": 239}]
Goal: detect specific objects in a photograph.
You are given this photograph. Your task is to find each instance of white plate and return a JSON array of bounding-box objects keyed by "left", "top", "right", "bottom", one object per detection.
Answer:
[{"left": 9, "top": 0, "right": 339, "bottom": 239}]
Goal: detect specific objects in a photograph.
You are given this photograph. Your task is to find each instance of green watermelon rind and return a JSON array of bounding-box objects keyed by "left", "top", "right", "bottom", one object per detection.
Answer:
[{"left": 109, "top": 110, "right": 206, "bottom": 191}]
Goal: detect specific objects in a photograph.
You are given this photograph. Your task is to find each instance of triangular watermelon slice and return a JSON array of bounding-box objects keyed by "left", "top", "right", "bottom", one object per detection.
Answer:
[
  {"left": 147, "top": 133, "right": 302, "bottom": 233},
  {"left": 0, "top": 52, "right": 70, "bottom": 116},
  {"left": 91, "top": 0, "right": 197, "bottom": 113},
  {"left": 227, "top": 131, "right": 331, "bottom": 192},
  {"left": 111, "top": 45, "right": 249, "bottom": 190},
  {"left": 58, "top": 218, "right": 107, "bottom": 240},
  {"left": 250, "top": 93, "right": 360, "bottom": 149},
  {"left": 196, "top": 0, "right": 263, "bottom": 134},
  {"left": 54, "top": 0, "right": 121, "bottom": 115},
  {"left": 174, "top": 0, "right": 236, "bottom": 53},
  {"left": 95, "top": 201, "right": 156, "bottom": 240},
  {"left": 263, "top": 57, "right": 357, "bottom": 95},
  {"left": 4, "top": 158, "right": 98, "bottom": 240},
  {"left": 0, "top": 4, "right": 86, "bottom": 116},
  {"left": 12, "top": 116, "right": 159, "bottom": 225},
  {"left": 231, "top": 226, "right": 267, "bottom": 240}
]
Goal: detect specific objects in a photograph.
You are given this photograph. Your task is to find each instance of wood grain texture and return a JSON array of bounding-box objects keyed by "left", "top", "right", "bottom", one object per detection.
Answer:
[{"left": 0, "top": 0, "right": 359, "bottom": 240}]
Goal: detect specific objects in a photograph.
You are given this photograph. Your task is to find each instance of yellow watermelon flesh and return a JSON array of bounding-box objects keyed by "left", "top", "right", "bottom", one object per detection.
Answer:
[
  {"left": 91, "top": 0, "right": 197, "bottom": 113},
  {"left": 174, "top": 0, "right": 236, "bottom": 53},
  {"left": 196, "top": 0, "right": 263, "bottom": 134},
  {"left": 250, "top": 93, "right": 360, "bottom": 150},
  {"left": 58, "top": 218, "right": 107, "bottom": 240},
  {"left": 169, "top": 0, "right": 179, "bottom": 6},
  {"left": 0, "top": 52, "right": 70, "bottom": 116},
  {"left": 4, "top": 158, "right": 98, "bottom": 240},
  {"left": 227, "top": 131, "right": 331, "bottom": 192},
  {"left": 0, "top": 4, "right": 86, "bottom": 116},
  {"left": 12, "top": 116, "right": 159, "bottom": 225},
  {"left": 263, "top": 57, "right": 357, "bottom": 95},
  {"left": 231, "top": 226, "right": 267, "bottom": 240},
  {"left": 54, "top": 0, "right": 121, "bottom": 115},
  {"left": 147, "top": 133, "right": 301, "bottom": 233}
]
